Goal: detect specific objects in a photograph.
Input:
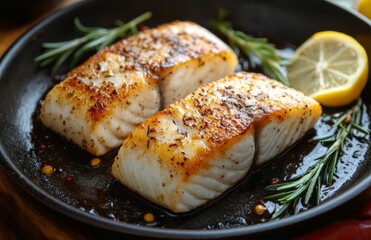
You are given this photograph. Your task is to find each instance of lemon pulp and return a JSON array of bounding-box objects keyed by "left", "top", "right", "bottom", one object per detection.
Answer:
[
  {"left": 358, "top": 0, "right": 371, "bottom": 19},
  {"left": 287, "top": 31, "right": 369, "bottom": 107}
]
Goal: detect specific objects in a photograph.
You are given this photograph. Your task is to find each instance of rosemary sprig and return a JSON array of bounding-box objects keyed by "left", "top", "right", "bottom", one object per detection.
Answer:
[
  {"left": 35, "top": 12, "right": 152, "bottom": 73},
  {"left": 211, "top": 9, "right": 290, "bottom": 85},
  {"left": 264, "top": 99, "right": 369, "bottom": 220}
]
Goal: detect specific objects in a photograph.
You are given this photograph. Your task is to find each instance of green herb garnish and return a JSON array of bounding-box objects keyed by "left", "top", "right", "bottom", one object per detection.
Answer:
[
  {"left": 264, "top": 99, "right": 369, "bottom": 220},
  {"left": 211, "top": 9, "right": 290, "bottom": 85},
  {"left": 35, "top": 11, "right": 152, "bottom": 73}
]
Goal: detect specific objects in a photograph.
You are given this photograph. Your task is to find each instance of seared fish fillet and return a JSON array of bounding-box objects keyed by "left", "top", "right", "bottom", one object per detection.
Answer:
[
  {"left": 109, "top": 21, "right": 238, "bottom": 107},
  {"left": 112, "top": 72, "right": 322, "bottom": 213},
  {"left": 40, "top": 21, "right": 237, "bottom": 156}
]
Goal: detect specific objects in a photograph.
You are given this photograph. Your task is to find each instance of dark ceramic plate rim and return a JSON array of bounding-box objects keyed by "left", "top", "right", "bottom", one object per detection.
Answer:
[{"left": 0, "top": 0, "right": 370, "bottom": 238}]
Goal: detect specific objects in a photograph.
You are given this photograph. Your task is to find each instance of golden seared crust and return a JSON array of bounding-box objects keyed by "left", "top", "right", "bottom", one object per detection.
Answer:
[
  {"left": 50, "top": 52, "right": 157, "bottom": 124},
  {"left": 122, "top": 72, "right": 322, "bottom": 176},
  {"left": 135, "top": 107, "right": 254, "bottom": 177},
  {"left": 104, "top": 21, "right": 230, "bottom": 74},
  {"left": 61, "top": 21, "right": 236, "bottom": 121},
  {"left": 68, "top": 47, "right": 156, "bottom": 81},
  {"left": 45, "top": 20, "right": 234, "bottom": 126},
  {"left": 66, "top": 21, "right": 226, "bottom": 86}
]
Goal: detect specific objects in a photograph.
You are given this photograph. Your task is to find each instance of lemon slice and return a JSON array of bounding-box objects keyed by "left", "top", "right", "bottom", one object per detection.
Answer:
[
  {"left": 358, "top": 0, "right": 371, "bottom": 19},
  {"left": 287, "top": 31, "right": 369, "bottom": 107}
]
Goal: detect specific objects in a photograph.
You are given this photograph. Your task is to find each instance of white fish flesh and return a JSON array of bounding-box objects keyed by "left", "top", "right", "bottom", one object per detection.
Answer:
[{"left": 112, "top": 72, "right": 322, "bottom": 213}]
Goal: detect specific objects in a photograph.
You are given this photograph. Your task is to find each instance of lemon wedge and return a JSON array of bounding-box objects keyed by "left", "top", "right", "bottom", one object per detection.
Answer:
[
  {"left": 287, "top": 31, "right": 369, "bottom": 107},
  {"left": 358, "top": 0, "right": 371, "bottom": 19}
]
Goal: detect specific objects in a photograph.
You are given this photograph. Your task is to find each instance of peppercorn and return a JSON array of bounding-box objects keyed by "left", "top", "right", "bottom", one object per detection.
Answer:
[
  {"left": 91, "top": 158, "right": 101, "bottom": 168},
  {"left": 41, "top": 165, "right": 55, "bottom": 176},
  {"left": 254, "top": 204, "right": 267, "bottom": 215},
  {"left": 144, "top": 213, "right": 155, "bottom": 222}
]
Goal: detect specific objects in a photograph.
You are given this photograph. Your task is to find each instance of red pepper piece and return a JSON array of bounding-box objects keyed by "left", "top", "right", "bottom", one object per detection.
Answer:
[
  {"left": 360, "top": 200, "right": 371, "bottom": 219},
  {"left": 297, "top": 200, "right": 371, "bottom": 240},
  {"left": 296, "top": 219, "right": 371, "bottom": 240}
]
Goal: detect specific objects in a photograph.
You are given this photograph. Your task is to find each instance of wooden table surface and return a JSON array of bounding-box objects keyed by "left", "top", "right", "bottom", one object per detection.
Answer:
[{"left": 0, "top": 0, "right": 370, "bottom": 239}]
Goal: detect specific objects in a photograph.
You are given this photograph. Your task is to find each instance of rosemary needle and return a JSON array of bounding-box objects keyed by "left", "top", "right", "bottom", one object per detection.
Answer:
[
  {"left": 211, "top": 9, "right": 290, "bottom": 85},
  {"left": 264, "top": 99, "right": 369, "bottom": 220},
  {"left": 35, "top": 11, "right": 152, "bottom": 73}
]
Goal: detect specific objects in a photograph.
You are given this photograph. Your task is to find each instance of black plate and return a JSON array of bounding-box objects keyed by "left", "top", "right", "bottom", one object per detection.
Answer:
[{"left": 0, "top": 0, "right": 370, "bottom": 239}]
